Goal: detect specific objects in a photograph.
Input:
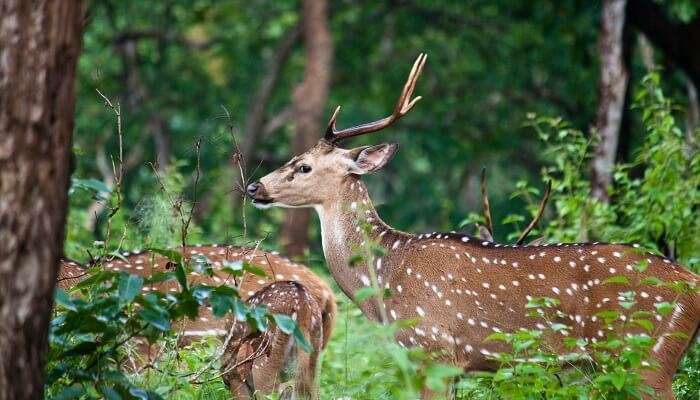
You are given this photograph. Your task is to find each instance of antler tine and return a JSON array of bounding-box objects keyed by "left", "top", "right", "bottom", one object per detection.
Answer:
[
  {"left": 324, "top": 53, "right": 427, "bottom": 143},
  {"left": 394, "top": 53, "right": 426, "bottom": 115},
  {"left": 325, "top": 106, "right": 341, "bottom": 137}
]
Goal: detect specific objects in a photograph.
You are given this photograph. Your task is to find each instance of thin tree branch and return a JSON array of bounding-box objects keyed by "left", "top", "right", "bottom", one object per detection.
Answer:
[{"left": 516, "top": 181, "right": 552, "bottom": 245}]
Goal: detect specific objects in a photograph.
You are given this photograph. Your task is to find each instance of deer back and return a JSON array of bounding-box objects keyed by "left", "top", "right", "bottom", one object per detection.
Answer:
[{"left": 58, "top": 245, "right": 336, "bottom": 348}]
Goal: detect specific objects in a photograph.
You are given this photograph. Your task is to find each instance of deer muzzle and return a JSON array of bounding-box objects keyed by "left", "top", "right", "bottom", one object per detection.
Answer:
[{"left": 246, "top": 181, "right": 273, "bottom": 206}]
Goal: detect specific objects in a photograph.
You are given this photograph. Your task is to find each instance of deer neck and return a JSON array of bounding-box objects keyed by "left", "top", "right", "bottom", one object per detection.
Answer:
[{"left": 313, "top": 176, "right": 409, "bottom": 320}]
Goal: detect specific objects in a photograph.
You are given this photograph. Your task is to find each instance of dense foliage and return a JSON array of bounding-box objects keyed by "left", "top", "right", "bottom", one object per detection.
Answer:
[{"left": 53, "top": 1, "right": 699, "bottom": 399}]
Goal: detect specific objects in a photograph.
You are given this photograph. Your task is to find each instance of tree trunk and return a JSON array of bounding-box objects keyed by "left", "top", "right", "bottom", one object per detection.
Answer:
[
  {"left": 591, "top": 0, "right": 629, "bottom": 202},
  {"left": 280, "top": 0, "right": 333, "bottom": 257},
  {"left": 0, "top": 1, "right": 84, "bottom": 398}
]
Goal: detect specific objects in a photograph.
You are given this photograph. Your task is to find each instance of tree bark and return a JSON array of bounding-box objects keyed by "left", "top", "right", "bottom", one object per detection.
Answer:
[
  {"left": 591, "top": 0, "right": 629, "bottom": 202},
  {"left": 0, "top": 1, "right": 84, "bottom": 398},
  {"left": 280, "top": 0, "right": 333, "bottom": 257}
]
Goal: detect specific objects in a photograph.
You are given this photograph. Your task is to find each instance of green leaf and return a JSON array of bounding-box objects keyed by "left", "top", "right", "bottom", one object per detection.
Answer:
[
  {"left": 173, "top": 264, "right": 188, "bottom": 293},
  {"left": 354, "top": 286, "right": 378, "bottom": 301},
  {"left": 633, "top": 319, "right": 654, "bottom": 332},
  {"left": 118, "top": 273, "right": 143, "bottom": 304},
  {"left": 232, "top": 298, "right": 248, "bottom": 321},
  {"left": 139, "top": 305, "right": 170, "bottom": 331},
  {"left": 666, "top": 331, "right": 689, "bottom": 340},
  {"left": 98, "top": 385, "right": 122, "bottom": 400},
  {"left": 595, "top": 310, "right": 620, "bottom": 323},
  {"left": 65, "top": 340, "right": 98, "bottom": 357},
  {"left": 71, "top": 178, "right": 112, "bottom": 200},
  {"left": 425, "top": 363, "right": 463, "bottom": 391},
  {"left": 221, "top": 261, "right": 245, "bottom": 277},
  {"left": 128, "top": 387, "right": 149, "bottom": 400},
  {"left": 273, "top": 313, "right": 296, "bottom": 333},
  {"left": 210, "top": 289, "right": 235, "bottom": 318},
  {"left": 146, "top": 248, "right": 188, "bottom": 292},
  {"left": 640, "top": 276, "right": 663, "bottom": 286},
  {"left": 654, "top": 302, "right": 674, "bottom": 316},
  {"left": 603, "top": 275, "right": 630, "bottom": 285},
  {"left": 146, "top": 247, "right": 183, "bottom": 264},
  {"left": 247, "top": 305, "right": 269, "bottom": 332},
  {"left": 54, "top": 288, "right": 77, "bottom": 311},
  {"left": 347, "top": 253, "right": 364, "bottom": 267},
  {"left": 53, "top": 385, "right": 85, "bottom": 400},
  {"left": 514, "top": 339, "right": 537, "bottom": 352},
  {"left": 633, "top": 260, "right": 649, "bottom": 273},
  {"left": 273, "top": 314, "right": 311, "bottom": 352},
  {"left": 610, "top": 371, "right": 626, "bottom": 390},
  {"left": 242, "top": 262, "right": 267, "bottom": 277},
  {"left": 484, "top": 332, "right": 508, "bottom": 343}
]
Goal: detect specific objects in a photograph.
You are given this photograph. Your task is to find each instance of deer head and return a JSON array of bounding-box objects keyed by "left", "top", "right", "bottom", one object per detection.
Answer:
[{"left": 246, "top": 53, "right": 426, "bottom": 210}]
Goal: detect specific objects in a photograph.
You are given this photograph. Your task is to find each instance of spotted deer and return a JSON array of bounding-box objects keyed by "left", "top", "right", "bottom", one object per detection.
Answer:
[
  {"left": 221, "top": 281, "right": 323, "bottom": 400},
  {"left": 246, "top": 54, "right": 700, "bottom": 399},
  {"left": 57, "top": 245, "right": 335, "bottom": 398}
]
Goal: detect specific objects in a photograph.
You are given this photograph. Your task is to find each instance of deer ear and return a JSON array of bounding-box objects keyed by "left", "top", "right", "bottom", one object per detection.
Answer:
[{"left": 346, "top": 143, "right": 398, "bottom": 175}]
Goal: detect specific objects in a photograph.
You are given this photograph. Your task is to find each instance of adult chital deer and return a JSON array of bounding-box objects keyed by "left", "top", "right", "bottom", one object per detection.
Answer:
[
  {"left": 246, "top": 54, "right": 700, "bottom": 399},
  {"left": 57, "top": 245, "right": 334, "bottom": 398}
]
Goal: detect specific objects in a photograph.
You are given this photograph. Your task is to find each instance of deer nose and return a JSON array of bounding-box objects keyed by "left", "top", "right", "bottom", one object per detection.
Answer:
[{"left": 246, "top": 182, "right": 261, "bottom": 197}]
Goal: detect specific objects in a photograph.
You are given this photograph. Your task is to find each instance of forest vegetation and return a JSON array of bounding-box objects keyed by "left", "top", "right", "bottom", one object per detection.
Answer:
[{"left": 1, "top": 1, "right": 699, "bottom": 399}]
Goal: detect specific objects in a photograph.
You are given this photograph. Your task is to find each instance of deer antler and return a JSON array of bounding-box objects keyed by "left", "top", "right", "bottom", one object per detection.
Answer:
[{"left": 324, "top": 53, "right": 427, "bottom": 143}]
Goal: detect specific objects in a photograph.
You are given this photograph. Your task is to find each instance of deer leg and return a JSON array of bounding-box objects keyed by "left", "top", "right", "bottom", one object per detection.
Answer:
[
  {"left": 642, "top": 295, "right": 699, "bottom": 400},
  {"left": 226, "top": 374, "right": 254, "bottom": 400},
  {"left": 420, "top": 386, "right": 454, "bottom": 400},
  {"left": 292, "top": 326, "right": 323, "bottom": 400},
  {"left": 250, "top": 329, "right": 295, "bottom": 396},
  {"left": 320, "top": 298, "right": 336, "bottom": 349},
  {"left": 221, "top": 335, "right": 256, "bottom": 400},
  {"left": 639, "top": 369, "right": 674, "bottom": 400}
]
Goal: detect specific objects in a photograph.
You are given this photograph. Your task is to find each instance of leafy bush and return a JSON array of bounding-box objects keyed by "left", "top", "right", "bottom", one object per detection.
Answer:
[
  {"left": 51, "top": 162, "right": 309, "bottom": 399},
  {"left": 515, "top": 72, "right": 700, "bottom": 267}
]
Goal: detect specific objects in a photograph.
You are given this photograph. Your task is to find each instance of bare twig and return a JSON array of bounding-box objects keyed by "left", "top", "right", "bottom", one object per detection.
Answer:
[
  {"left": 95, "top": 89, "right": 124, "bottom": 256},
  {"left": 480, "top": 168, "right": 494, "bottom": 238},
  {"left": 222, "top": 105, "right": 249, "bottom": 240},
  {"left": 182, "top": 137, "right": 202, "bottom": 249},
  {"left": 516, "top": 180, "right": 552, "bottom": 245}
]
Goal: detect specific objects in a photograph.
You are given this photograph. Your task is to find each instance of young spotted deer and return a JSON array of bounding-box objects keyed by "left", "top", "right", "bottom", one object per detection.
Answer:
[
  {"left": 57, "top": 245, "right": 335, "bottom": 398},
  {"left": 246, "top": 54, "right": 700, "bottom": 399},
  {"left": 221, "top": 281, "right": 323, "bottom": 400}
]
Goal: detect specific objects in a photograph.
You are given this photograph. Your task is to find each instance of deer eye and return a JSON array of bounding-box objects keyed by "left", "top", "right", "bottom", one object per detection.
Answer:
[{"left": 298, "top": 164, "right": 312, "bottom": 173}]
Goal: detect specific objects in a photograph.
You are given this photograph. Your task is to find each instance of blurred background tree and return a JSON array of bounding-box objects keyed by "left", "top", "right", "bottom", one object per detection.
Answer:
[{"left": 68, "top": 0, "right": 699, "bottom": 260}]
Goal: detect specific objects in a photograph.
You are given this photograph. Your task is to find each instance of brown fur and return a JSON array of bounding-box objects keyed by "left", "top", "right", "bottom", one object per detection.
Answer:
[
  {"left": 221, "top": 281, "right": 323, "bottom": 399},
  {"left": 251, "top": 141, "right": 700, "bottom": 400},
  {"left": 56, "top": 258, "right": 89, "bottom": 289}
]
